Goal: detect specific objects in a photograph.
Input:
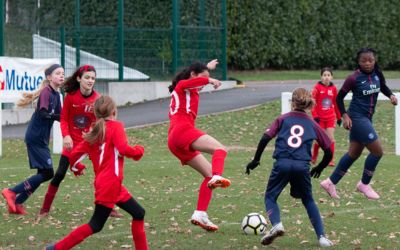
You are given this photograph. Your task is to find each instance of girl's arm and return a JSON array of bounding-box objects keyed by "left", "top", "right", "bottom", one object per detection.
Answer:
[
  {"left": 112, "top": 122, "right": 145, "bottom": 161},
  {"left": 178, "top": 77, "right": 210, "bottom": 90},
  {"left": 333, "top": 87, "right": 342, "bottom": 121},
  {"left": 311, "top": 85, "right": 319, "bottom": 119}
]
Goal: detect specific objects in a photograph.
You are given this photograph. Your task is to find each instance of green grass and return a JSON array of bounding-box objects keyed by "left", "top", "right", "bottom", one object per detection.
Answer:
[
  {"left": 1, "top": 100, "right": 399, "bottom": 249},
  {"left": 229, "top": 69, "right": 400, "bottom": 82}
]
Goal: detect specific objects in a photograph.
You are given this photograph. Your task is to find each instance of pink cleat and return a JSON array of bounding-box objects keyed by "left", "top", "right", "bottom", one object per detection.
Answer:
[
  {"left": 2, "top": 188, "right": 17, "bottom": 213},
  {"left": 320, "top": 178, "right": 339, "bottom": 199},
  {"left": 356, "top": 181, "right": 380, "bottom": 200}
]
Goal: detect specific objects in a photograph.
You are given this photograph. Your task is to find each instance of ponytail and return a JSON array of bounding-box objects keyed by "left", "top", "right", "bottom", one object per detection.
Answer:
[
  {"left": 168, "top": 61, "right": 208, "bottom": 93},
  {"left": 17, "top": 79, "right": 50, "bottom": 107},
  {"left": 83, "top": 118, "right": 106, "bottom": 145}
]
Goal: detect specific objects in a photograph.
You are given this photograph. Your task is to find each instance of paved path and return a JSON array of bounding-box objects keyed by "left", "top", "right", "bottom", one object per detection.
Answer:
[{"left": 3, "top": 79, "right": 400, "bottom": 138}]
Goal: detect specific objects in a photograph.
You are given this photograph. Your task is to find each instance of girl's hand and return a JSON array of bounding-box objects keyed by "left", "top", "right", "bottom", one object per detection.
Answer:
[
  {"left": 390, "top": 94, "right": 398, "bottom": 106},
  {"left": 63, "top": 135, "right": 73, "bottom": 151},
  {"left": 342, "top": 113, "right": 352, "bottom": 130},
  {"left": 207, "top": 59, "right": 218, "bottom": 70},
  {"left": 209, "top": 78, "right": 221, "bottom": 89}
]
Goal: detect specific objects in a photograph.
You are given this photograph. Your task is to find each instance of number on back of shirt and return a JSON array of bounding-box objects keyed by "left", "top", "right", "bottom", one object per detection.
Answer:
[{"left": 287, "top": 125, "right": 304, "bottom": 148}]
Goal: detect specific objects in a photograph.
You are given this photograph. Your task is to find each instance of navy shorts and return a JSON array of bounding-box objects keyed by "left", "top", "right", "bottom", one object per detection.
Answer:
[
  {"left": 26, "top": 143, "right": 53, "bottom": 170},
  {"left": 265, "top": 159, "right": 313, "bottom": 200},
  {"left": 349, "top": 115, "right": 378, "bottom": 144}
]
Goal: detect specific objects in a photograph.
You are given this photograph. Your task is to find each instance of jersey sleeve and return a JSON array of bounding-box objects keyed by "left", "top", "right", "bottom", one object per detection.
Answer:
[
  {"left": 332, "top": 86, "right": 341, "bottom": 120},
  {"left": 112, "top": 122, "right": 145, "bottom": 161},
  {"left": 311, "top": 84, "right": 319, "bottom": 118},
  {"left": 60, "top": 94, "right": 71, "bottom": 137},
  {"left": 341, "top": 74, "right": 356, "bottom": 93},
  {"left": 314, "top": 123, "right": 332, "bottom": 150},
  {"left": 38, "top": 87, "right": 51, "bottom": 111},
  {"left": 69, "top": 140, "right": 90, "bottom": 168},
  {"left": 265, "top": 116, "right": 282, "bottom": 138},
  {"left": 178, "top": 77, "right": 209, "bottom": 90}
]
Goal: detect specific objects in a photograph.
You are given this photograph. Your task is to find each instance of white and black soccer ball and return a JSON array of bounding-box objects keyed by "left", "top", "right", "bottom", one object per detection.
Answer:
[{"left": 241, "top": 212, "right": 267, "bottom": 235}]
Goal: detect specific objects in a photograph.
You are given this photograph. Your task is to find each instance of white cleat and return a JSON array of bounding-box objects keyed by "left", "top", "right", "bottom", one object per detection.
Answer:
[
  {"left": 319, "top": 235, "right": 334, "bottom": 247},
  {"left": 261, "top": 222, "right": 285, "bottom": 245},
  {"left": 190, "top": 210, "right": 218, "bottom": 231}
]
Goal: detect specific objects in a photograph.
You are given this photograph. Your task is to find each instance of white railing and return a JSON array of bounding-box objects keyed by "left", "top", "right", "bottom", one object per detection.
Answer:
[
  {"left": 281, "top": 92, "right": 400, "bottom": 155},
  {"left": 0, "top": 91, "right": 62, "bottom": 157}
]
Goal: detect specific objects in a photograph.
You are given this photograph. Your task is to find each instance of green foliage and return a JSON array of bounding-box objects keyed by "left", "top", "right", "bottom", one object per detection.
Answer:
[{"left": 227, "top": 0, "right": 400, "bottom": 70}]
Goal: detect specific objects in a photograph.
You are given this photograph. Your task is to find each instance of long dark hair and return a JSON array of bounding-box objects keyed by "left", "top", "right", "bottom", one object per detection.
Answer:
[
  {"left": 356, "top": 47, "right": 386, "bottom": 84},
  {"left": 168, "top": 62, "right": 208, "bottom": 93},
  {"left": 63, "top": 64, "right": 96, "bottom": 93}
]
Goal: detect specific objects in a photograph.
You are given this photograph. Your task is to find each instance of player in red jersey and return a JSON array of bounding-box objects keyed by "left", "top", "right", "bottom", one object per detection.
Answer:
[
  {"left": 168, "top": 60, "right": 230, "bottom": 231},
  {"left": 311, "top": 67, "right": 341, "bottom": 166},
  {"left": 45, "top": 96, "right": 148, "bottom": 250}
]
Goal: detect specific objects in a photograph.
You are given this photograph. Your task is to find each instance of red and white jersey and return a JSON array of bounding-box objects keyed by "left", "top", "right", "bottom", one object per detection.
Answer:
[
  {"left": 69, "top": 120, "right": 144, "bottom": 182},
  {"left": 169, "top": 77, "right": 209, "bottom": 127},
  {"left": 60, "top": 90, "right": 100, "bottom": 143},
  {"left": 311, "top": 81, "right": 341, "bottom": 121}
]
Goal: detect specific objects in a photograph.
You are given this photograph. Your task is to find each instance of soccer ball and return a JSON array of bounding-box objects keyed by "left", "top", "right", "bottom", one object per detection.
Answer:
[{"left": 241, "top": 213, "right": 267, "bottom": 235}]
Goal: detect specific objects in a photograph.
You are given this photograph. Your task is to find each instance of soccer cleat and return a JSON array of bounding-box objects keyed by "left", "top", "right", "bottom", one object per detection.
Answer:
[
  {"left": 319, "top": 235, "right": 333, "bottom": 247},
  {"left": 356, "top": 181, "right": 380, "bottom": 200},
  {"left": 260, "top": 222, "right": 285, "bottom": 245},
  {"left": 44, "top": 243, "right": 55, "bottom": 250},
  {"left": 320, "top": 178, "right": 339, "bottom": 199},
  {"left": 2, "top": 188, "right": 17, "bottom": 213},
  {"left": 110, "top": 209, "right": 124, "bottom": 218},
  {"left": 15, "top": 204, "right": 28, "bottom": 215},
  {"left": 190, "top": 210, "right": 218, "bottom": 231},
  {"left": 328, "top": 161, "right": 335, "bottom": 167},
  {"left": 207, "top": 175, "right": 231, "bottom": 189}
]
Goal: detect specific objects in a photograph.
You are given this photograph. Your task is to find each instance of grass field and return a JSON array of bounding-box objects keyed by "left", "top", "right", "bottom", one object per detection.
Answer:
[{"left": 1, "top": 100, "right": 399, "bottom": 249}]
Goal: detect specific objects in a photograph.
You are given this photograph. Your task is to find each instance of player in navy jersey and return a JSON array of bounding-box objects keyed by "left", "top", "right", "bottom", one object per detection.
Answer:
[
  {"left": 320, "top": 48, "right": 398, "bottom": 200},
  {"left": 246, "top": 88, "right": 333, "bottom": 247},
  {"left": 2, "top": 64, "right": 64, "bottom": 215}
]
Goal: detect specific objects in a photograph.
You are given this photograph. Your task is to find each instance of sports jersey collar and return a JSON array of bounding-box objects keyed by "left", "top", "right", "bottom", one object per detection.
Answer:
[{"left": 318, "top": 81, "right": 333, "bottom": 87}]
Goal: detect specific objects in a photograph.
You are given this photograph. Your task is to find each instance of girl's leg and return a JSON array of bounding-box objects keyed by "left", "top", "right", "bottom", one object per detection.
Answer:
[
  {"left": 329, "top": 141, "right": 364, "bottom": 184},
  {"left": 320, "top": 141, "right": 363, "bottom": 198},
  {"left": 191, "top": 135, "right": 230, "bottom": 188},
  {"left": 117, "top": 198, "right": 148, "bottom": 250},
  {"left": 187, "top": 154, "right": 213, "bottom": 211},
  {"left": 356, "top": 139, "right": 383, "bottom": 199},
  {"left": 40, "top": 155, "right": 69, "bottom": 215},
  {"left": 311, "top": 142, "right": 319, "bottom": 164},
  {"left": 191, "top": 134, "right": 228, "bottom": 176},
  {"left": 3, "top": 168, "right": 54, "bottom": 213},
  {"left": 15, "top": 169, "right": 54, "bottom": 204},
  {"left": 52, "top": 204, "right": 111, "bottom": 250},
  {"left": 325, "top": 127, "right": 335, "bottom": 166},
  {"left": 302, "top": 197, "right": 324, "bottom": 237},
  {"left": 186, "top": 154, "right": 218, "bottom": 231}
]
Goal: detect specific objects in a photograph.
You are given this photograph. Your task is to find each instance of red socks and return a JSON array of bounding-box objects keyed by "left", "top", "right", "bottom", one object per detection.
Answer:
[
  {"left": 196, "top": 177, "right": 212, "bottom": 211},
  {"left": 211, "top": 149, "right": 227, "bottom": 176},
  {"left": 330, "top": 142, "right": 335, "bottom": 161},
  {"left": 312, "top": 143, "right": 319, "bottom": 162},
  {"left": 131, "top": 220, "right": 149, "bottom": 250},
  {"left": 40, "top": 184, "right": 58, "bottom": 214},
  {"left": 55, "top": 223, "right": 93, "bottom": 250}
]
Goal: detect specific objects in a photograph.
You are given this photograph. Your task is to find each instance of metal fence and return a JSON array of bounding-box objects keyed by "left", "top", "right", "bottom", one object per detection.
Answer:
[{"left": 2, "top": 0, "right": 227, "bottom": 81}]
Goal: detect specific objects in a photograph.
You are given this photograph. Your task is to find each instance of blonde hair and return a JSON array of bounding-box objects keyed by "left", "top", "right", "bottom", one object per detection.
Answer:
[
  {"left": 83, "top": 95, "right": 116, "bottom": 145},
  {"left": 17, "top": 79, "right": 50, "bottom": 107},
  {"left": 291, "top": 88, "right": 314, "bottom": 111}
]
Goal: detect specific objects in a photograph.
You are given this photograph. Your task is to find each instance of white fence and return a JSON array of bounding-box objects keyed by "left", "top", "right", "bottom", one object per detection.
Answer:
[
  {"left": 281, "top": 92, "right": 400, "bottom": 155},
  {"left": 0, "top": 92, "right": 62, "bottom": 157}
]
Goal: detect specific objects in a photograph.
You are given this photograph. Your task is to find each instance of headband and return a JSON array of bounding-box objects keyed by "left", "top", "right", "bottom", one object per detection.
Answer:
[
  {"left": 45, "top": 64, "right": 63, "bottom": 77},
  {"left": 78, "top": 64, "right": 96, "bottom": 74}
]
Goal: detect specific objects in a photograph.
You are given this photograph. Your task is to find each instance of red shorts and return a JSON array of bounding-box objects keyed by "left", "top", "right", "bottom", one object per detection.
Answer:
[
  {"left": 318, "top": 119, "right": 335, "bottom": 129},
  {"left": 94, "top": 176, "right": 131, "bottom": 208},
  {"left": 168, "top": 124, "right": 205, "bottom": 165}
]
